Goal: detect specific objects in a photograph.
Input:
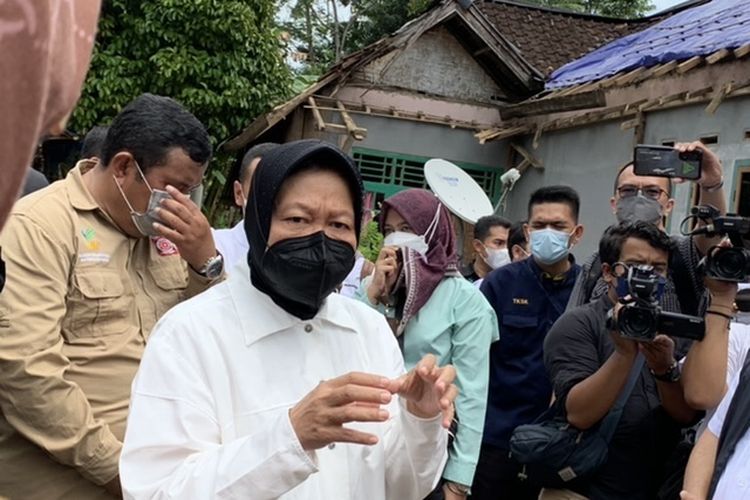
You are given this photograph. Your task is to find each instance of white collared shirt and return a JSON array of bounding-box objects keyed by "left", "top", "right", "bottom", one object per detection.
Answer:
[
  {"left": 120, "top": 260, "right": 448, "bottom": 500},
  {"left": 212, "top": 220, "right": 249, "bottom": 269}
]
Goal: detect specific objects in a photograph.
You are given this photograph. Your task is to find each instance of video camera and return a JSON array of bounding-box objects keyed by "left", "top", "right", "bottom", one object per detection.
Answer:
[
  {"left": 682, "top": 205, "right": 750, "bottom": 281},
  {"left": 607, "top": 264, "right": 705, "bottom": 342}
]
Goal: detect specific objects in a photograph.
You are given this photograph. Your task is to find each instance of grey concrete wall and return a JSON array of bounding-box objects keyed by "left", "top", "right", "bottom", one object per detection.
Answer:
[
  {"left": 502, "top": 122, "right": 635, "bottom": 259},
  {"left": 643, "top": 96, "right": 750, "bottom": 233},
  {"left": 502, "top": 95, "right": 750, "bottom": 259},
  {"left": 353, "top": 114, "right": 509, "bottom": 168},
  {"left": 359, "top": 26, "right": 506, "bottom": 105}
]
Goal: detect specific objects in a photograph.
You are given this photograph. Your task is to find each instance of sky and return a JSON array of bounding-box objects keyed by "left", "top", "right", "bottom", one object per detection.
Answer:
[{"left": 649, "top": 0, "right": 688, "bottom": 13}]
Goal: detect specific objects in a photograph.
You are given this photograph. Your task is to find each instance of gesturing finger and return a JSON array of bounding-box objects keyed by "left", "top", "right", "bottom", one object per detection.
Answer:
[
  {"left": 434, "top": 364, "right": 456, "bottom": 393},
  {"left": 328, "top": 372, "right": 390, "bottom": 390},
  {"left": 327, "top": 384, "right": 392, "bottom": 407},
  {"left": 329, "top": 404, "right": 390, "bottom": 425},
  {"left": 416, "top": 354, "right": 437, "bottom": 379},
  {"left": 330, "top": 427, "right": 379, "bottom": 446}
]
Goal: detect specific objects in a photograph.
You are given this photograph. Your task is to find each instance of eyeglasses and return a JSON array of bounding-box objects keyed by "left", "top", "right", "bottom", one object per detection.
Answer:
[{"left": 616, "top": 185, "right": 667, "bottom": 200}]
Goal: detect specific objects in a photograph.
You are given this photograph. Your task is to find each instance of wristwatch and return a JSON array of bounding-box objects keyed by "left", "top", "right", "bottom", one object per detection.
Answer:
[
  {"left": 195, "top": 253, "right": 224, "bottom": 279},
  {"left": 651, "top": 360, "right": 680, "bottom": 382}
]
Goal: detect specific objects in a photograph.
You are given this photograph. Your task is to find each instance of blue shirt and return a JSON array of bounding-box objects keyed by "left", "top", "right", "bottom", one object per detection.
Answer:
[
  {"left": 479, "top": 256, "right": 580, "bottom": 449},
  {"left": 357, "top": 276, "right": 499, "bottom": 486}
]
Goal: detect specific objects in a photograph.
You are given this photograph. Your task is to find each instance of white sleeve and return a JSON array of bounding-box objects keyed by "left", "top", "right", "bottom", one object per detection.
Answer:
[
  {"left": 727, "top": 325, "right": 750, "bottom": 383},
  {"left": 708, "top": 371, "right": 742, "bottom": 439},
  {"left": 377, "top": 324, "right": 448, "bottom": 498},
  {"left": 120, "top": 337, "right": 317, "bottom": 500}
]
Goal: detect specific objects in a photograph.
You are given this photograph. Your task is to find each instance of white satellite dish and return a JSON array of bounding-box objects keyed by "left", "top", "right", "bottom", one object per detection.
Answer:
[{"left": 424, "top": 158, "right": 494, "bottom": 224}]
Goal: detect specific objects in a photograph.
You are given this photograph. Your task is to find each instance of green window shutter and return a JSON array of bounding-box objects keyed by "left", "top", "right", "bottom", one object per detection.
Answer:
[{"left": 352, "top": 147, "right": 502, "bottom": 203}]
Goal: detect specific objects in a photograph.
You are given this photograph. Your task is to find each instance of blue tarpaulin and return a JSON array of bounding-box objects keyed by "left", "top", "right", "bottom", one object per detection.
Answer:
[{"left": 547, "top": 0, "right": 750, "bottom": 89}]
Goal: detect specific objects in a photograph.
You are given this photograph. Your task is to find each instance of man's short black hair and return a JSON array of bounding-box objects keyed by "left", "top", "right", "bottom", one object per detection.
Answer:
[
  {"left": 80, "top": 125, "right": 109, "bottom": 159},
  {"left": 527, "top": 185, "right": 580, "bottom": 222},
  {"left": 508, "top": 220, "right": 527, "bottom": 260},
  {"left": 240, "top": 142, "right": 278, "bottom": 183},
  {"left": 599, "top": 221, "right": 672, "bottom": 266},
  {"left": 613, "top": 162, "right": 673, "bottom": 197},
  {"left": 474, "top": 215, "right": 511, "bottom": 241},
  {"left": 101, "top": 93, "right": 212, "bottom": 172}
]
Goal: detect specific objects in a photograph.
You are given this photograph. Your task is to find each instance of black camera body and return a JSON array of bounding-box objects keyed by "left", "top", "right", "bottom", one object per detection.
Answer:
[
  {"left": 610, "top": 265, "right": 705, "bottom": 342},
  {"left": 686, "top": 206, "right": 750, "bottom": 282}
]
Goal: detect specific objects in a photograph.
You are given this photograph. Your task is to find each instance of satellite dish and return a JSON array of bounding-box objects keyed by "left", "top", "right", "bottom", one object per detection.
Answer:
[{"left": 424, "top": 158, "right": 494, "bottom": 224}]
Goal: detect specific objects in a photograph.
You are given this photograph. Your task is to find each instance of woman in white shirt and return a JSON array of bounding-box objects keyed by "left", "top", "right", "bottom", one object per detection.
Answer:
[{"left": 119, "top": 140, "right": 459, "bottom": 500}]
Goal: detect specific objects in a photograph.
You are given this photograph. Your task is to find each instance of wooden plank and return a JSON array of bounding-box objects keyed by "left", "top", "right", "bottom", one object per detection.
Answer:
[
  {"left": 613, "top": 67, "right": 647, "bottom": 86},
  {"left": 475, "top": 126, "right": 529, "bottom": 144},
  {"left": 677, "top": 56, "right": 703, "bottom": 74},
  {"left": 706, "top": 83, "right": 733, "bottom": 114},
  {"left": 499, "top": 89, "right": 606, "bottom": 120},
  {"left": 307, "top": 97, "right": 326, "bottom": 131},
  {"left": 511, "top": 143, "right": 543, "bottom": 168},
  {"left": 336, "top": 100, "right": 366, "bottom": 140},
  {"left": 532, "top": 125, "right": 543, "bottom": 150},
  {"left": 706, "top": 48, "right": 731, "bottom": 65},
  {"left": 735, "top": 44, "right": 750, "bottom": 59},
  {"left": 652, "top": 60, "right": 679, "bottom": 77}
]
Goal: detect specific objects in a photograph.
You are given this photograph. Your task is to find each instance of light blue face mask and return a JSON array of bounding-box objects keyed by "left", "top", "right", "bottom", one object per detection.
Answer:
[{"left": 530, "top": 228, "right": 573, "bottom": 265}]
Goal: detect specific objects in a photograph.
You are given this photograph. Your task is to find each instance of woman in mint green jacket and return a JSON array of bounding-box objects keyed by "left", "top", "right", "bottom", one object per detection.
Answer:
[{"left": 357, "top": 189, "right": 499, "bottom": 500}]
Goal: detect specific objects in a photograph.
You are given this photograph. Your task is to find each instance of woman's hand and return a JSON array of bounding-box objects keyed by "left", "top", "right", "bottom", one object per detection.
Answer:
[{"left": 367, "top": 246, "right": 400, "bottom": 305}]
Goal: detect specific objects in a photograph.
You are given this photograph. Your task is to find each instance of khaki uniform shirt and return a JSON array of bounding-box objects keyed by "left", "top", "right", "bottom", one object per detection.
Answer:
[{"left": 0, "top": 161, "right": 221, "bottom": 499}]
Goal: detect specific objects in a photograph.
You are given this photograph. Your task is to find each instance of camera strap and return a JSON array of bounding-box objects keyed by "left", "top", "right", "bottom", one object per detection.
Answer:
[{"left": 598, "top": 355, "right": 645, "bottom": 444}]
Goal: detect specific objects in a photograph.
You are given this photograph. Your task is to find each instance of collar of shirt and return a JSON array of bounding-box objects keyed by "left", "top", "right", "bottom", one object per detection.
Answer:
[
  {"left": 227, "top": 260, "right": 361, "bottom": 347},
  {"left": 67, "top": 160, "right": 99, "bottom": 211},
  {"left": 527, "top": 254, "right": 577, "bottom": 283}
]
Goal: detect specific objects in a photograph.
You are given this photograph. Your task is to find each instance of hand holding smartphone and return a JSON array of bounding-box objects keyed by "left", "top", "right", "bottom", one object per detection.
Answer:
[{"left": 634, "top": 144, "right": 703, "bottom": 180}]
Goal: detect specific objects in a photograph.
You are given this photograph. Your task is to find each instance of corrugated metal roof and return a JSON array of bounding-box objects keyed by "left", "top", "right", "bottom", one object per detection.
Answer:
[{"left": 547, "top": 0, "right": 750, "bottom": 88}]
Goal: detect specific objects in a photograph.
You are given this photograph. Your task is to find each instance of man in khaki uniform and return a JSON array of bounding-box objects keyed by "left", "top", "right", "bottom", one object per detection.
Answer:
[{"left": 0, "top": 94, "right": 225, "bottom": 499}]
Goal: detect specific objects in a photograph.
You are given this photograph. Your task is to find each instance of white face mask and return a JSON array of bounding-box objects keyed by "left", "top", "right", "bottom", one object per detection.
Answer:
[
  {"left": 382, "top": 204, "right": 442, "bottom": 257},
  {"left": 484, "top": 246, "right": 511, "bottom": 270},
  {"left": 383, "top": 231, "right": 429, "bottom": 255}
]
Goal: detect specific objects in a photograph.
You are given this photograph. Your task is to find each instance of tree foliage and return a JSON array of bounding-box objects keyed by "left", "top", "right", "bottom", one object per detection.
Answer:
[
  {"left": 282, "top": 0, "right": 433, "bottom": 74},
  {"left": 70, "top": 0, "right": 292, "bottom": 223},
  {"left": 525, "top": 0, "right": 654, "bottom": 18}
]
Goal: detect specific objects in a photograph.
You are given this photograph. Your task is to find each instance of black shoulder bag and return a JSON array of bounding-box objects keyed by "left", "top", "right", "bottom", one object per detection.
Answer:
[{"left": 510, "top": 356, "right": 645, "bottom": 489}]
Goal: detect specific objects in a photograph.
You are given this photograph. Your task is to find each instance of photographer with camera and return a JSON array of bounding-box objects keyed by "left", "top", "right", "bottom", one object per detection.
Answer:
[
  {"left": 360, "top": 188, "right": 498, "bottom": 500},
  {"left": 568, "top": 142, "right": 726, "bottom": 319},
  {"left": 543, "top": 221, "right": 700, "bottom": 500}
]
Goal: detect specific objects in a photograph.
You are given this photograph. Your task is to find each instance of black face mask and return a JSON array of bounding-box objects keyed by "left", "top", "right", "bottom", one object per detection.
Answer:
[{"left": 252, "top": 231, "right": 355, "bottom": 320}]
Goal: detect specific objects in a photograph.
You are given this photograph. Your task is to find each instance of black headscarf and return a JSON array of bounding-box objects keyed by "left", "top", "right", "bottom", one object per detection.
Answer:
[{"left": 245, "top": 139, "right": 364, "bottom": 318}]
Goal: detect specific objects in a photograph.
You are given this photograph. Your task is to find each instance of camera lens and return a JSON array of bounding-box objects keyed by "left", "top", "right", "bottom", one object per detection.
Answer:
[
  {"left": 620, "top": 306, "right": 656, "bottom": 341},
  {"left": 715, "top": 248, "right": 748, "bottom": 280}
]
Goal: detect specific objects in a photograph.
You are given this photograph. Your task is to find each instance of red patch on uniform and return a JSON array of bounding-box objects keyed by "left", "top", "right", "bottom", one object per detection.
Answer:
[{"left": 152, "top": 236, "right": 179, "bottom": 256}]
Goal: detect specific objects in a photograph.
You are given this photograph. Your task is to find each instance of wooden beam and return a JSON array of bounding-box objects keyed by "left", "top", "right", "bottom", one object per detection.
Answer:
[
  {"left": 706, "top": 48, "right": 731, "bottom": 65},
  {"left": 307, "top": 97, "right": 326, "bottom": 131},
  {"left": 735, "top": 44, "right": 750, "bottom": 59},
  {"left": 336, "top": 100, "right": 366, "bottom": 140},
  {"left": 532, "top": 124, "right": 543, "bottom": 150},
  {"left": 613, "top": 67, "right": 647, "bottom": 86},
  {"left": 677, "top": 56, "right": 703, "bottom": 74},
  {"left": 706, "top": 83, "right": 733, "bottom": 114},
  {"left": 499, "top": 89, "right": 606, "bottom": 120},
  {"left": 652, "top": 60, "right": 679, "bottom": 77},
  {"left": 511, "top": 142, "right": 543, "bottom": 168}
]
